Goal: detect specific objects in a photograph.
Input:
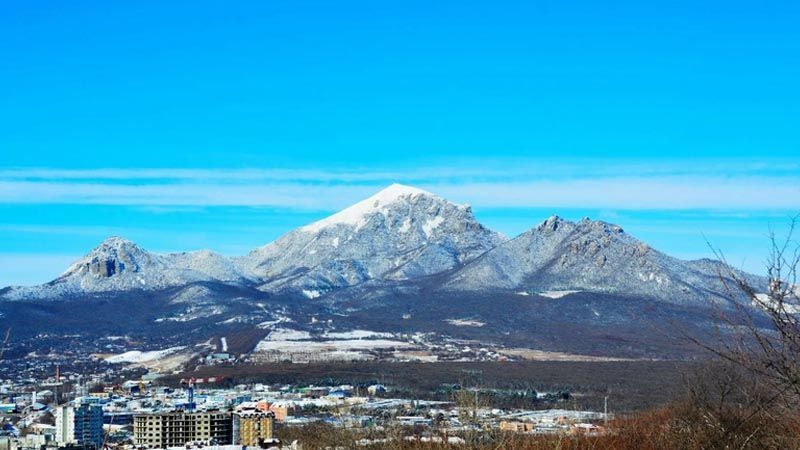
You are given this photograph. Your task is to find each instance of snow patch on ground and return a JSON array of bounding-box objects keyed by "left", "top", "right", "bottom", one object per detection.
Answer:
[
  {"left": 538, "top": 290, "right": 582, "bottom": 299},
  {"left": 302, "top": 289, "right": 321, "bottom": 299},
  {"left": 219, "top": 316, "right": 247, "bottom": 324},
  {"left": 255, "top": 339, "right": 411, "bottom": 352},
  {"left": 322, "top": 329, "right": 393, "bottom": 339},
  {"left": 267, "top": 328, "right": 312, "bottom": 341},
  {"left": 444, "top": 319, "right": 486, "bottom": 327},
  {"left": 104, "top": 346, "right": 185, "bottom": 364}
]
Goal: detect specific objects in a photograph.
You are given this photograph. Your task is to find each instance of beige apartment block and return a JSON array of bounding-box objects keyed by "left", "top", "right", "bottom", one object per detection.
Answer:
[
  {"left": 133, "top": 411, "right": 232, "bottom": 448},
  {"left": 233, "top": 411, "right": 274, "bottom": 446}
]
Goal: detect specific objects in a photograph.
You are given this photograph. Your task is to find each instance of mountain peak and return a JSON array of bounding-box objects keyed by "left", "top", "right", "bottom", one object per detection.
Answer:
[
  {"left": 242, "top": 183, "right": 503, "bottom": 293},
  {"left": 62, "top": 236, "right": 151, "bottom": 279},
  {"left": 537, "top": 215, "right": 567, "bottom": 232},
  {"left": 300, "top": 183, "right": 444, "bottom": 233},
  {"left": 535, "top": 215, "right": 626, "bottom": 236},
  {"left": 95, "top": 235, "right": 139, "bottom": 250},
  {"left": 379, "top": 182, "right": 432, "bottom": 198}
]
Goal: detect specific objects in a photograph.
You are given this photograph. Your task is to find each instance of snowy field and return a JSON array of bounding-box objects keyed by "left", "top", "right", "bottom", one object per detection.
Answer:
[
  {"left": 252, "top": 327, "right": 415, "bottom": 362},
  {"left": 105, "top": 346, "right": 186, "bottom": 364},
  {"left": 444, "top": 319, "right": 486, "bottom": 327},
  {"left": 538, "top": 290, "right": 582, "bottom": 299},
  {"left": 322, "top": 329, "right": 394, "bottom": 339},
  {"left": 255, "top": 338, "right": 411, "bottom": 353}
]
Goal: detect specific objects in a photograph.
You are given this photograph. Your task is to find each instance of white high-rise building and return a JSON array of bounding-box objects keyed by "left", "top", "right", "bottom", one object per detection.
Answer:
[
  {"left": 54, "top": 401, "right": 104, "bottom": 449},
  {"left": 54, "top": 405, "right": 76, "bottom": 446}
]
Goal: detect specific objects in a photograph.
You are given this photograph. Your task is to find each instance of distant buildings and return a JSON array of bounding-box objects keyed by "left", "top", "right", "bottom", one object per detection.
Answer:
[
  {"left": 4, "top": 369, "right": 609, "bottom": 450},
  {"left": 54, "top": 400, "right": 104, "bottom": 449},
  {"left": 133, "top": 411, "right": 233, "bottom": 448},
  {"left": 500, "top": 420, "right": 535, "bottom": 433}
]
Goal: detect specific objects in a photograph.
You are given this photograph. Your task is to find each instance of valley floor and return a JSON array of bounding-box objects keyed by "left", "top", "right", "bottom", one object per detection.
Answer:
[{"left": 171, "top": 360, "right": 698, "bottom": 412}]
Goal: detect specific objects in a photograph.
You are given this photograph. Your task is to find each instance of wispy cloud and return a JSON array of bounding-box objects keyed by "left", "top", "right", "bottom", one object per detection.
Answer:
[
  {"left": 0, "top": 165, "right": 798, "bottom": 210},
  {"left": 430, "top": 177, "right": 800, "bottom": 210},
  {"left": 1, "top": 159, "right": 798, "bottom": 183}
]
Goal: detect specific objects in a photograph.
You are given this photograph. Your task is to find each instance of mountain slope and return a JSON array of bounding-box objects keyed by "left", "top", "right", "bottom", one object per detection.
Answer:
[
  {"left": 443, "top": 215, "right": 764, "bottom": 305},
  {"left": 1, "top": 237, "right": 252, "bottom": 300},
  {"left": 238, "top": 183, "right": 505, "bottom": 296},
  {"left": 0, "top": 186, "right": 774, "bottom": 360}
]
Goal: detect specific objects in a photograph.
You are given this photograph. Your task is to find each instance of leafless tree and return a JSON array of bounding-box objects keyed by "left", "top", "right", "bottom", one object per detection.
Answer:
[
  {"left": 680, "top": 215, "right": 800, "bottom": 447},
  {"left": 703, "top": 216, "right": 800, "bottom": 405}
]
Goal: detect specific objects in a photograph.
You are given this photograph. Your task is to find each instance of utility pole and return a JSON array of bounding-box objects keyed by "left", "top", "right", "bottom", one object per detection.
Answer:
[{"left": 55, "top": 365, "right": 61, "bottom": 405}]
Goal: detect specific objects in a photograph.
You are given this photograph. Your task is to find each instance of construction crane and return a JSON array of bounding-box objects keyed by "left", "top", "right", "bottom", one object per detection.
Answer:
[
  {"left": 175, "top": 375, "right": 227, "bottom": 410},
  {"left": 181, "top": 378, "right": 197, "bottom": 411},
  {"left": 101, "top": 411, "right": 115, "bottom": 450},
  {"left": 0, "top": 328, "right": 10, "bottom": 362}
]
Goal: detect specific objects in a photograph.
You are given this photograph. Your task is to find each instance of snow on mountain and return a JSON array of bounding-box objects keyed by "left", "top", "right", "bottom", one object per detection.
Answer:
[
  {"left": 0, "top": 185, "right": 766, "bottom": 308},
  {"left": 300, "top": 184, "right": 431, "bottom": 233},
  {"left": 1, "top": 237, "right": 251, "bottom": 300},
  {"left": 164, "top": 249, "right": 252, "bottom": 283},
  {"left": 444, "top": 215, "right": 765, "bottom": 305},
  {"left": 239, "top": 183, "right": 505, "bottom": 295}
]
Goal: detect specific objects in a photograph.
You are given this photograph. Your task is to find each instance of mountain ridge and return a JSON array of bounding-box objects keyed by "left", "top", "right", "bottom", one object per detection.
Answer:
[
  {"left": 0, "top": 184, "right": 765, "bottom": 304},
  {"left": 441, "top": 214, "right": 760, "bottom": 305}
]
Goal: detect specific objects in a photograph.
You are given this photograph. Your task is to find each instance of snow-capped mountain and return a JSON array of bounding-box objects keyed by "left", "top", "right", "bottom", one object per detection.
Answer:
[
  {"left": 1, "top": 237, "right": 251, "bottom": 300},
  {"left": 443, "top": 215, "right": 764, "bottom": 305},
  {"left": 0, "top": 184, "right": 774, "bottom": 359},
  {"left": 0, "top": 184, "right": 764, "bottom": 307},
  {"left": 238, "top": 183, "right": 505, "bottom": 296}
]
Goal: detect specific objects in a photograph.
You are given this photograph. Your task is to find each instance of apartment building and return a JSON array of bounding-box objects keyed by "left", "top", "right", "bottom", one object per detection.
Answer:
[
  {"left": 133, "top": 411, "right": 232, "bottom": 448},
  {"left": 232, "top": 411, "right": 274, "bottom": 446},
  {"left": 54, "top": 401, "right": 104, "bottom": 449}
]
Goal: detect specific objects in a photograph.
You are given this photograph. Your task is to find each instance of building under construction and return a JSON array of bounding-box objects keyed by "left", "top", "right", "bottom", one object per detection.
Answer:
[{"left": 133, "top": 411, "right": 233, "bottom": 448}]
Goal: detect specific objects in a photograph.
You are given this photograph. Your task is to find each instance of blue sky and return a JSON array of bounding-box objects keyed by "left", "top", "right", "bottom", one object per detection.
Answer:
[{"left": 1, "top": 0, "right": 799, "bottom": 286}]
